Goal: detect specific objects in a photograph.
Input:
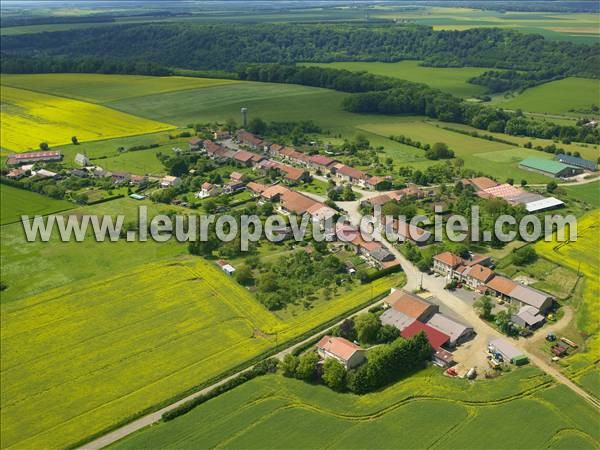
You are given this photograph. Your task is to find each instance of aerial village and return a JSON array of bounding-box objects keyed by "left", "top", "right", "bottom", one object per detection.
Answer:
[{"left": 3, "top": 123, "right": 597, "bottom": 382}]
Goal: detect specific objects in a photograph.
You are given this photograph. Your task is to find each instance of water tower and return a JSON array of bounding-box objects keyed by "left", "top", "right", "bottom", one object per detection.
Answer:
[{"left": 241, "top": 107, "right": 248, "bottom": 128}]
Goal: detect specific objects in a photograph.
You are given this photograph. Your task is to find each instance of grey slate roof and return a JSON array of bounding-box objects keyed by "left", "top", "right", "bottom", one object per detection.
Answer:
[
  {"left": 426, "top": 313, "right": 473, "bottom": 345},
  {"left": 380, "top": 308, "right": 415, "bottom": 332},
  {"left": 509, "top": 285, "right": 553, "bottom": 310}
]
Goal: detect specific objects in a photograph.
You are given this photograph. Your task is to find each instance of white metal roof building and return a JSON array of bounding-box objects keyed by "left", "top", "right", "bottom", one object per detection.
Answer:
[
  {"left": 525, "top": 197, "right": 565, "bottom": 212},
  {"left": 379, "top": 308, "right": 416, "bottom": 332}
]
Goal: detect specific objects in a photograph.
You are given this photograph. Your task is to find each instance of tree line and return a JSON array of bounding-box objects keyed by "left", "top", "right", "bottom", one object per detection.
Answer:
[{"left": 240, "top": 64, "right": 600, "bottom": 144}]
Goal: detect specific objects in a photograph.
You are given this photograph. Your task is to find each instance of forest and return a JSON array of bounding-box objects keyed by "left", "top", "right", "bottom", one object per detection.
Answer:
[{"left": 2, "top": 23, "right": 598, "bottom": 90}]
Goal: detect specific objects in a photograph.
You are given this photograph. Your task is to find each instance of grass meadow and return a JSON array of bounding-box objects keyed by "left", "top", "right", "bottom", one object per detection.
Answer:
[
  {"left": 0, "top": 185, "right": 74, "bottom": 225},
  {"left": 304, "top": 61, "right": 490, "bottom": 97},
  {"left": 112, "top": 368, "right": 599, "bottom": 449},
  {"left": 499, "top": 77, "right": 600, "bottom": 116},
  {"left": 0, "top": 86, "right": 174, "bottom": 152},
  {"left": 536, "top": 210, "right": 600, "bottom": 392}
]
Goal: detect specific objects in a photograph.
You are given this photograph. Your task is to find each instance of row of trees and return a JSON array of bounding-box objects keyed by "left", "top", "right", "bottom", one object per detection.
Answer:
[
  {"left": 281, "top": 332, "right": 432, "bottom": 393},
  {"left": 239, "top": 64, "right": 600, "bottom": 144}
]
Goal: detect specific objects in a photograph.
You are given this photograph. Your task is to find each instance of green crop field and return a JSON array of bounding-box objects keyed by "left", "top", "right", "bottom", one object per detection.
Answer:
[
  {"left": 112, "top": 368, "right": 599, "bottom": 449},
  {"left": 536, "top": 209, "right": 600, "bottom": 390},
  {"left": 0, "top": 198, "right": 188, "bottom": 303},
  {"left": 0, "top": 231, "right": 402, "bottom": 449},
  {"left": 304, "top": 61, "right": 490, "bottom": 97},
  {"left": 0, "top": 185, "right": 74, "bottom": 225},
  {"left": 0, "top": 74, "right": 239, "bottom": 103},
  {"left": 498, "top": 78, "right": 600, "bottom": 116},
  {"left": 563, "top": 182, "right": 600, "bottom": 208},
  {"left": 357, "top": 120, "right": 555, "bottom": 183}
]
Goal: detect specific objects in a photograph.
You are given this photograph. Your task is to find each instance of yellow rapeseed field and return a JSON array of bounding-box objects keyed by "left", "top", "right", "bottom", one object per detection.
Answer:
[
  {"left": 0, "top": 256, "right": 401, "bottom": 449},
  {"left": 1, "top": 86, "right": 175, "bottom": 151},
  {"left": 536, "top": 209, "right": 600, "bottom": 374}
]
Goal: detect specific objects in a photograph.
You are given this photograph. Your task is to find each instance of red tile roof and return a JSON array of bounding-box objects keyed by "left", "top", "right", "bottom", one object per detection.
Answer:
[
  {"left": 401, "top": 321, "right": 449, "bottom": 349},
  {"left": 433, "top": 251, "right": 463, "bottom": 268},
  {"left": 463, "top": 264, "right": 495, "bottom": 283},
  {"left": 261, "top": 184, "right": 290, "bottom": 200},
  {"left": 280, "top": 191, "right": 318, "bottom": 215},
  {"left": 309, "top": 155, "right": 336, "bottom": 167},
  {"left": 464, "top": 176, "right": 498, "bottom": 191},
  {"left": 486, "top": 276, "right": 518, "bottom": 296},
  {"left": 336, "top": 164, "right": 367, "bottom": 180},
  {"left": 233, "top": 151, "right": 255, "bottom": 163},
  {"left": 386, "top": 291, "right": 436, "bottom": 319},
  {"left": 317, "top": 335, "right": 362, "bottom": 361},
  {"left": 11, "top": 151, "right": 61, "bottom": 160},
  {"left": 246, "top": 181, "right": 267, "bottom": 193}
]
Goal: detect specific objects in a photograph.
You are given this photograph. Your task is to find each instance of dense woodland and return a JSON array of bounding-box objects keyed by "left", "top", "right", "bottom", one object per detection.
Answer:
[{"left": 2, "top": 23, "right": 598, "bottom": 87}]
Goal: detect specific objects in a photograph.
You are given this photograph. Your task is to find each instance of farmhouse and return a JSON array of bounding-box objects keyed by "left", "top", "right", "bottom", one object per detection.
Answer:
[
  {"left": 458, "top": 264, "right": 495, "bottom": 289},
  {"left": 212, "top": 130, "right": 230, "bottom": 141},
  {"left": 426, "top": 313, "right": 474, "bottom": 347},
  {"left": 246, "top": 181, "right": 268, "bottom": 196},
  {"left": 518, "top": 157, "right": 583, "bottom": 178},
  {"left": 433, "top": 251, "right": 465, "bottom": 275},
  {"left": 279, "top": 165, "right": 310, "bottom": 184},
  {"left": 160, "top": 175, "right": 181, "bottom": 188},
  {"left": 317, "top": 336, "right": 365, "bottom": 369},
  {"left": 74, "top": 153, "right": 90, "bottom": 166},
  {"left": 236, "top": 130, "right": 263, "bottom": 149},
  {"left": 229, "top": 171, "right": 245, "bottom": 183},
  {"left": 485, "top": 276, "right": 554, "bottom": 314},
  {"left": 280, "top": 190, "right": 318, "bottom": 215},
  {"left": 554, "top": 154, "right": 597, "bottom": 172},
  {"left": 188, "top": 136, "right": 203, "bottom": 150},
  {"left": 333, "top": 164, "right": 368, "bottom": 185},
  {"left": 308, "top": 154, "right": 337, "bottom": 173},
  {"left": 364, "top": 176, "right": 389, "bottom": 190},
  {"left": 233, "top": 151, "right": 255, "bottom": 167},
  {"left": 307, "top": 203, "right": 337, "bottom": 222},
  {"left": 260, "top": 184, "right": 291, "bottom": 202},
  {"left": 384, "top": 290, "right": 439, "bottom": 322},
  {"left": 7, "top": 168, "right": 26, "bottom": 179},
  {"left": 6, "top": 150, "right": 63, "bottom": 166}
]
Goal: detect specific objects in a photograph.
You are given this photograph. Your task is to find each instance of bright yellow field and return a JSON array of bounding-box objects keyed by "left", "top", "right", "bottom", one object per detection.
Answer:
[
  {"left": 0, "top": 256, "right": 401, "bottom": 449},
  {"left": 1, "top": 86, "right": 175, "bottom": 152},
  {"left": 536, "top": 210, "right": 600, "bottom": 374}
]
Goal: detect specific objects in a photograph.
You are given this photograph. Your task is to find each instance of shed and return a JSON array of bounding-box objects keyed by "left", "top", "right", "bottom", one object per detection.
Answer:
[
  {"left": 426, "top": 313, "right": 474, "bottom": 347},
  {"left": 488, "top": 338, "right": 526, "bottom": 363},
  {"left": 401, "top": 321, "right": 450, "bottom": 349},
  {"left": 518, "top": 157, "right": 583, "bottom": 178}
]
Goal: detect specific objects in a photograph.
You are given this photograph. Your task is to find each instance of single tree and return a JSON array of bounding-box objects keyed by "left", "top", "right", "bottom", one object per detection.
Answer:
[{"left": 322, "top": 358, "right": 346, "bottom": 391}]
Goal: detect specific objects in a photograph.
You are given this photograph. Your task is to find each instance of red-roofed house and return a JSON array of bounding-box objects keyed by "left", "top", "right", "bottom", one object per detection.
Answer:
[
  {"left": 333, "top": 164, "right": 368, "bottom": 185},
  {"left": 432, "top": 252, "right": 464, "bottom": 276},
  {"left": 308, "top": 155, "right": 337, "bottom": 173},
  {"left": 188, "top": 136, "right": 203, "bottom": 150},
  {"left": 233, "top": 150, "right": 255, "bottom": 167},
  {"left": 260, "top": 184, "right": 291, "bottom": 202},
  {"left": 236, "top": 130, "right": 263, "bottom": 149},
  {"left": 401, "top": 321, "right": 449, "bottom": 349},
  {"left": 280, "top": 191, "right": 318, "bottom": 215},
  {"left": 317, "top": 336, "right": 365, "bottom": 369},
  {"left": 364, "top": 176, "right": 389, "bottom": 190}
]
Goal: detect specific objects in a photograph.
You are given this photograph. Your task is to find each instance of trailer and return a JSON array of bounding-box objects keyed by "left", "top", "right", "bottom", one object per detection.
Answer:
[{"left": 560, "top": 337, "right": 578, "bottom": 348}]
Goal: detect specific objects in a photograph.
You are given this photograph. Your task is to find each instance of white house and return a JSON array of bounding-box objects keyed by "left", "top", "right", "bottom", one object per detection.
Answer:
[{"left": 195, "top": 182, "right": 221, "bottom": 199}]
